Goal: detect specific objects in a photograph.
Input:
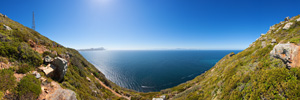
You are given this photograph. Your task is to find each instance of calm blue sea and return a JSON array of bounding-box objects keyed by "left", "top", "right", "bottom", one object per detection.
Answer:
[{"left": 80, "top": 50, "right": 241, "bottom": 92}]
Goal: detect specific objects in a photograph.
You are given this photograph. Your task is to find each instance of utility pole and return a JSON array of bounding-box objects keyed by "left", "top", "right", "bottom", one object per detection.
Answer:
[{"left": 32, "top": 11, "right": 35, "bottom": 30}]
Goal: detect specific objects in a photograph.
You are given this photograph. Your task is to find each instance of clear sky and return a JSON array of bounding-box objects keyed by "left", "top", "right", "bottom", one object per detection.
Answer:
[{"left": 1, "top": 0, "right": 300, "bottom": 50}]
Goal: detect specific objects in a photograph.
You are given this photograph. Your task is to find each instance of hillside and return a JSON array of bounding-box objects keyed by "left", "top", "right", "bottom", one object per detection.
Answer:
[
  {"left": 0, "top": 13, "right": 160, "bottom": 100},
  {"left": 152, "top": 15, "right": 300, "bottom": 99}
]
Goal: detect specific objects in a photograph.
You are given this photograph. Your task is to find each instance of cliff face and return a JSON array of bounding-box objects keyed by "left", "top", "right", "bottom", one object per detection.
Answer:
[{"left": 156, "top": 15, "right": 300, "bottom": 99}]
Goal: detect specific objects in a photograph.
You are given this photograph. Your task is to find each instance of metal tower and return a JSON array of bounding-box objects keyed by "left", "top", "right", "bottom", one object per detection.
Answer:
[{"left": 32, "top": 11, "right": 35, "bottom": 30}]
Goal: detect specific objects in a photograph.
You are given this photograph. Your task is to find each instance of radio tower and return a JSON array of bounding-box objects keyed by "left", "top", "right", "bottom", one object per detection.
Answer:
[{"left": 32, "top": 11, "right": 35, "bottom": 30}]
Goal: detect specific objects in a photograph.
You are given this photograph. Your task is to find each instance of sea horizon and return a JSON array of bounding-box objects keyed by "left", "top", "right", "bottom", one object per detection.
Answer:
[{"left": 80, "top": 50, "right": 242, "bottom": 92}]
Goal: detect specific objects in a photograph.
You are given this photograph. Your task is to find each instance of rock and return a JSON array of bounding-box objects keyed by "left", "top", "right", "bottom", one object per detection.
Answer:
[
  {"left": 283, "top": 22, "right": 294, "bottom": 30},
  {"left": 271, "top": 39, "right": 277, "bottom": 43},
  {"left": 261, "top": 33, "right": 265, "bottom": 36},
  {"left": 0, "top": 13, "right": 3, "bottom": 17},
  {"left": 39, "top": 64, "right": 55, "bottom": 76},
  {"left": 270, "top": 43, "right": 300, "bottom": 69},
  {"left": 228, "top": 52, "right": 235, "bottom": 57},
  {"left": 86, "top": 77, "right": 91, "bottom": 82},
  {"left": 44, "top": 55, "right": 53, "bottom": 63},
  {"left": 271, "top": 39, "right": 277, "bottom": 45},
  {"left": 297, "top": 18, "right": 300, "bottom": 22},
  {"left": 270, "top": 26, "right": 276, "bottom": 30},
  {"left": 3, "top": 24, "right": 12, "bottom": 30},
  {"left": 51, "top": 57, "right": 68, "bottom": 82},
  {"left": 32, "top": 71, "right": 41, "bottom": 79},
  {"left": 285, "top": 16, "right": 290, "bottom": 21},
  {"left": 261, "top": 41, "right": 266, "bottom": 48},
  {"left": 4, "top": 15, "right": 7, "bottom": 18},
  {"left": 50, "top": 89, "right": 76, "bottom": 100}
]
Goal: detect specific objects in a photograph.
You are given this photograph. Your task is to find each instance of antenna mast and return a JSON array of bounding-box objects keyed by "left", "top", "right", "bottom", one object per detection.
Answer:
[{"left": 32, "top": 11, "right": 35, "bottom": 30}]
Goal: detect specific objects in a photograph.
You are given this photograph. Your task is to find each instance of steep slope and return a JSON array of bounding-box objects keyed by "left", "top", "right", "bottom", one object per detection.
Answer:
[
  {"left": 0, "top": 13, "right": 151, "bottom": 100},
  {"left": 154, "top": 15, "right": 300, "bottom": 99}
]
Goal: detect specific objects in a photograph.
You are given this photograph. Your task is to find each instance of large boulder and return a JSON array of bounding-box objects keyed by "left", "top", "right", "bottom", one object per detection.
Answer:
[
  {"left": 44, "top": 55, "right": 53, "bottom": 63},
  {"left": 270, "top": 43, "right": 300, "bottom": 68},
  {"left": 50, "top": 88, "right": 77, "bottom": 100},
  {"left": 51, "top": 57, "right": 68, "bottom": 82},
  {"left": 297, "top": 18, "right": 300, "bottom": 22},
  {"left": 283, "top": 22, "right": 294, "bottom": 30},
  {"left": 284, "top": 16, "right": 290, "bottom": 21},
  {"left": 3, "top": 24, "right": 12, "bottom": 30}
]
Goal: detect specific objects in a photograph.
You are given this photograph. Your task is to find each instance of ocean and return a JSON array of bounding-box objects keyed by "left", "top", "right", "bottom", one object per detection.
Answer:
[{"left": 80, "top": 50, "right": 241, "bottom": 92}]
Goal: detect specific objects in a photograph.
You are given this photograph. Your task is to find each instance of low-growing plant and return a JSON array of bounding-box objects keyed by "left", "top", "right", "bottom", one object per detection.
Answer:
[
  {"left": 16, "top": 64, "right": 32, "bottom": 74},
  {"left": 17, "top": 74, "right": 41, "bottom": 100},
  {"left": 0, "top": 69, "right": 16, "bottom": 91}
]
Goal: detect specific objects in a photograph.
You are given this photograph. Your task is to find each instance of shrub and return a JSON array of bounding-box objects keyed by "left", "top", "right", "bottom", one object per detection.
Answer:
[
  {"left": 0, "top": 69, "right": 16, "bottom": 91},
  {"left": 290, "top": 38, "right": 300, "bottom": 44},
  {"left": 17, "top": 75, "right": 41, "bottom": 100},
  {"left": 16, "top": 64, "right": 33, "bottom": 74},
  {"left": 42, "top": 51, "right": 51, "bottom": 57}
]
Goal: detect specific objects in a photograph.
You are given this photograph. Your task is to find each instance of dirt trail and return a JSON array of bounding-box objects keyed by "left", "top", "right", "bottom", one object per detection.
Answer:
[{"left": 93, "top": 75, "right": 131, "bottom": 100}]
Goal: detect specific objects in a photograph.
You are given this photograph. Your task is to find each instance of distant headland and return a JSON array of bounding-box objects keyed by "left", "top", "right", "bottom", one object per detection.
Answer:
[{"left": 78, "top": 47, "right": 105, "bottom": 51}]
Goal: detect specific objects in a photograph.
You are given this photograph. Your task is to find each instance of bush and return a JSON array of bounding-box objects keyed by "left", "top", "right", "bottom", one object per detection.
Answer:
[
  {"left": 0, "top": 69, "right": 16, "bottom": 91},
  {"left": 17, "top": 74, "right": 41, "bottom": 100},
  {"left": 16, "top": 64, "right": 33, "bottom": 74}
]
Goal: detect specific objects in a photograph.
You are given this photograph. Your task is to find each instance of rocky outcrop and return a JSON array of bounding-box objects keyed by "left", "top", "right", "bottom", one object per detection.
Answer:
[
  {"left": 51, "top": 57, "right": 68, "bottom": 82},
  {"left": 284, "top": 16, "right": 290, "bottom": 21},
  {"left": 44, "top": 55, "right": 52, "bottom": 63},
  {"left": 39, "top": 64, "right": 55, "bottom": 76},
  {"left": 3, "top": 24, "right": 12, "bottom": 30},
  {"left": 297, "top": 18, "right": 300, "bottom": 22},
  {"left": 283, "top": 22, "right": 294, "bottom": 30},
  {"left": 261, "top": 41, "right": 266, "bottom": 48},
  {"left": 270, "top": 43, "right": 300, "bottom": 68},
  {"left": 271, "top": 39, "right": 277, "bottom": 45}
]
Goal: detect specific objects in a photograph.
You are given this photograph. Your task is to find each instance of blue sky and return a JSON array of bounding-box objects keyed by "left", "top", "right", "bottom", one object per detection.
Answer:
[{"left": 1, "top": 0, "right": 300, "bottom": 50}]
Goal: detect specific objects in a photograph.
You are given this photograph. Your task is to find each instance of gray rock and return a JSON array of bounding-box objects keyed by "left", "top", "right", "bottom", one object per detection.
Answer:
[
  {"left": 50, "top": 88, "right": 77, "bottom": 100},
  {"left": 44, "top": 55, "right": 53, "bottom": 63},
  {"left": 283, "top": 22, "right": 294, "bottom": 30},
  {"left": 4, "top": 15, "right": 7, "bottom": 18},
  {"left": 86, "top": 77, "right": 91, "bottom": 82},
  {"left": 285, "top": 16, "right": 290, "bottom": 21},
  {"left": 270, "top": 43, "right": 299, "bottom": 69},
  {"left": 261, "top": 41, "right": 266, "bottom": 48},
  {"left": 271, "top": 39, "right": 277, "bottom": 43},
  {"left": 3, "top": 24, "right": 12, "bottom": 30},
  {"left": 51, "top": 57, "right": 68, "bottom": 82},
  {"left": 296, "top": 18, "right": 300, "bottom": 22},
  {"left": 32, "top": 71, "right": 41, "bottom": 79}
]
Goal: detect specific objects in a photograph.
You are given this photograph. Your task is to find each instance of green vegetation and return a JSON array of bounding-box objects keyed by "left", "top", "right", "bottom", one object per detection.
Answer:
[
  {"left": 16, "top": 64, "right": 33, "bottom": 74},
  {"left": 17, "top": 75, "right": 41, "bottom": 100},
  {"left": 0, "top": 69, "right": 16, "bottom": 91},
  {"left": 158, "top": 15, "right": 300, "bottom": 100}
]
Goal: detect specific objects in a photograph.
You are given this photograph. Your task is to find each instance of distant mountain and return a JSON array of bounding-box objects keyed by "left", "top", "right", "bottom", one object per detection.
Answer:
[{"left": 78, "top": 47, "right": 105, "bottom": 51}]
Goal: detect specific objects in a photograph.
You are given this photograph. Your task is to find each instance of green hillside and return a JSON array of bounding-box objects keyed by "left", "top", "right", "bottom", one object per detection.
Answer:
[
  {"left": 155, "top": 15, "right": 300, "bottom": 99},
  {"left": 0, "top": 13, "right": 155, "bottom": 100}
]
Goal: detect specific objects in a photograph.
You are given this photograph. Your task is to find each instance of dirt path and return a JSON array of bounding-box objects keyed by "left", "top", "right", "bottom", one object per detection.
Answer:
[{"left": 93, "top": 75, "right": 131, "bottom": 100}]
